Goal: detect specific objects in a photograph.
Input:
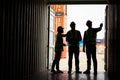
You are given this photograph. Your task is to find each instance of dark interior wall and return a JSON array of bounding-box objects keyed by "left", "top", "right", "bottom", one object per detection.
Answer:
[
  {"left": 106, "top": 4, "right": 120, "bottom": 78},
  {"left": 1, "top": 0, "right": 48, "bottom": 80}
]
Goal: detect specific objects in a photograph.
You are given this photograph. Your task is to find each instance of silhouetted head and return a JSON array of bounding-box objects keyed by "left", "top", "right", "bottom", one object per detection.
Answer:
[
  {"left": 57, "top": 26, "right": 64, "bottom": 33},
  {"left": 70, "top": 21, "right": 76, "bottom": 30},
  {"left": 86, "top": 20, "right": 92, "bottom": 28}
]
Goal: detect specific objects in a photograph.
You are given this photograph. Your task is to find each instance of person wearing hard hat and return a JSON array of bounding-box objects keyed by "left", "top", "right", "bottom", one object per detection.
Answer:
[{"left": 51, "top": 26, "right": 66, "bottom": 73}]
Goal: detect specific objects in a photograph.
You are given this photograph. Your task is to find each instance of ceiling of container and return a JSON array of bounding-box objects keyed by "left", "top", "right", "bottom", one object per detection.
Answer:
[{"left": 47, "top": 0, "right": 108, "bottom": 4}]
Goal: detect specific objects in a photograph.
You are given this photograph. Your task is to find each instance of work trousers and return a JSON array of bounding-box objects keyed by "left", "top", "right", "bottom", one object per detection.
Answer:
[
  {"left": 86, "top": 44, "right": 97, "bottom": 72},
  {"left": 68, "top": 46, "right": 80, "bottom": 72}
]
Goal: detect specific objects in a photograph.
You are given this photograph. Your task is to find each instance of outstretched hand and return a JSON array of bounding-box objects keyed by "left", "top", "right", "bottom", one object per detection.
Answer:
[{"left": 100, "top": 23, "right": 103, "bottom": 27}]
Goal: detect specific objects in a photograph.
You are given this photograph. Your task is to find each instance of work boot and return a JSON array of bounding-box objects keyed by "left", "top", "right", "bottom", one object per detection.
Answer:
[
  {"left": 83, "top": 70, "right": 90, "bottom": 74},
  {"left": 57, "top": 70, "right": 63, "bottom": 73},
  {"left": 51, "top": 69, "right": 57, "bottom": 73},
  {"left": 76, "top": 71, "right": 82, "bottom": 73}
]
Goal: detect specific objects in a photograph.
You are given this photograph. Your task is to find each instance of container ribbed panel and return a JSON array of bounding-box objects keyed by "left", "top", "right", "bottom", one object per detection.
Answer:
[{"left": 2, "top": 0, "right": 48, "bottom": 80}]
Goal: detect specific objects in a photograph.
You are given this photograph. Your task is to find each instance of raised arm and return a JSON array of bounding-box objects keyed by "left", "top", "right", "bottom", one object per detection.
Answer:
[
  {"left": 61, "top": 34, "right": 66, "bottom": 37},
  {"left": 96, "top": 23, "right": 103, "bottom": 32}
]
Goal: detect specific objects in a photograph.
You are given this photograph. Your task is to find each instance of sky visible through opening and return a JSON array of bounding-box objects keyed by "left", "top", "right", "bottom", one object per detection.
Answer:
[{"left": 67, "top": 4, "right": 106, "bottom": 39}]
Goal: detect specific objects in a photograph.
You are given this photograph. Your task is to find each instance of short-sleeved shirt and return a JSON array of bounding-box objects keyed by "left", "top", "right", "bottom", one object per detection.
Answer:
[{"left": 66, "top": 30, "right": 82, "bottom": 46}]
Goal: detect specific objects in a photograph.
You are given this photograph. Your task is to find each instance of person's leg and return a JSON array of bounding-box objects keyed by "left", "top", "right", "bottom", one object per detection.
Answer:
[
  {"left": 51, "top": 60, "right": 56, "bottom": 71},
  {"left": 56, "top": 51, "right": 61, "bottom": 70},
  {"left": 68, "top": 46, "right": 73, "bottom": 73},
  {"left": 74, "top": 46, "right": 81, "bottom": 73},
  {"left": 85, "top": 53, "right": 91, "bottom": 72},
  {"left": 51, "top": 53, "right": 57, "bottom": 73},
  {"left": 56, "top": 51, "right": 63, "bottom": 73},
  {"left": 92, "top": 45, "right": 97, "bottom": 75},
  {"left": 84, "top": 45, "right": 91, "bottom": 74}
]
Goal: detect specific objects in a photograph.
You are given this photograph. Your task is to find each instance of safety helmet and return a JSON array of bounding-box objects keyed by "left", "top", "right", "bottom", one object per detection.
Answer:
[{"left": 57, "top": 26, "right": 64, "bottom": 32}]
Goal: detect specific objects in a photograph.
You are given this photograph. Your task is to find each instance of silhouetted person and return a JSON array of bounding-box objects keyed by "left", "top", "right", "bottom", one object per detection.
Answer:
[
  {"left": 83, "top": 20, "right": 103, "bottom": 75},
  {"left": 66, "top": 21, "right": 82, "bottom": 74},
  {"left": 51, "top": 26, "right": 66, "bottom": 73}
]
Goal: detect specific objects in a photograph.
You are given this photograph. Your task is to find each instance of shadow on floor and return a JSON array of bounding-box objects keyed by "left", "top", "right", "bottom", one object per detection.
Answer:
[{"left": 32, "top": 70, "right": 109, "bottom": 80}]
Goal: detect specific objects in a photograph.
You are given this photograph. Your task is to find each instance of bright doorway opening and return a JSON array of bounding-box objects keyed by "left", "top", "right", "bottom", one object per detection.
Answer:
[{"left": 48, "top": 4, "right": 106, "bottom": 73}]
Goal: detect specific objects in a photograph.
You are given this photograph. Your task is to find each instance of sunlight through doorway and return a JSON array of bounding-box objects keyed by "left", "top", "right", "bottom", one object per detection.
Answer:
[{"left": 48, "top": 4, "right": 106, "bottom": 72}]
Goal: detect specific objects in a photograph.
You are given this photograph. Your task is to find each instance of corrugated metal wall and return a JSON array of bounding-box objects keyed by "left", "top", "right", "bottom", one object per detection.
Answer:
[
  {"left": 106, "top": 4, "right": 120, "bottom": 78},
  {"left": 2, "top": 0, "right": 48, "bottom": 80}
]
